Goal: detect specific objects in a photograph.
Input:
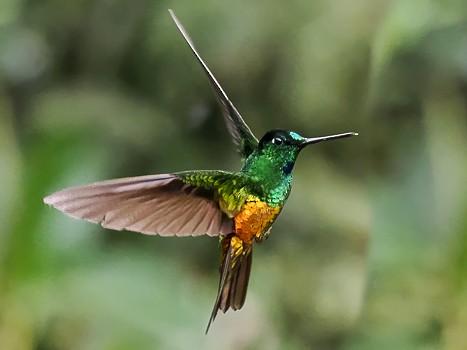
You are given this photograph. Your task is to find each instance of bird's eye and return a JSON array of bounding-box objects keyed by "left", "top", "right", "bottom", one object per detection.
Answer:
[{"left": 272, "top": 137, "right": 283, "bottom": 145}]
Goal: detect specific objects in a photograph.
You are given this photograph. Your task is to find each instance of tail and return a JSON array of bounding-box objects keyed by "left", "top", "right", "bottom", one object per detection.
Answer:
[{"left": 205, "top": 234, "right": 253, "bottom": 334}]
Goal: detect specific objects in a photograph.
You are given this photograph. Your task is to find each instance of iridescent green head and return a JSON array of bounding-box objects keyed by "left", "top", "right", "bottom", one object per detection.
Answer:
[{"left": 242, "top": 129, "right": 358, "bottom": 177}]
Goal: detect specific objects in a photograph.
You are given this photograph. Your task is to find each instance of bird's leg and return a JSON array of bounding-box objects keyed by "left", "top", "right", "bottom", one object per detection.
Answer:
[{"left": 254, "top": 227, "right": 272, "bottom": 244}]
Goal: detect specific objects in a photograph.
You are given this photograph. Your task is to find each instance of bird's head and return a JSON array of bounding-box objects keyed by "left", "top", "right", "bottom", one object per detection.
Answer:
[{"left": 243, "top": 129, "right": 358, "bottom": 176}]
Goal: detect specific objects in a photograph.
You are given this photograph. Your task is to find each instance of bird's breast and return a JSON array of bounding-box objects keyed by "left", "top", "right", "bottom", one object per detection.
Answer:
[{"left": 234, "top": 199, "right": 282, "bottom": 242}]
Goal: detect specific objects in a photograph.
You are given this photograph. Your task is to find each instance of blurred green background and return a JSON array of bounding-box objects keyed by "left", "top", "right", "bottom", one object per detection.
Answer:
[{"left": 1, "top": 0, "right": 466, "bottom": 349}]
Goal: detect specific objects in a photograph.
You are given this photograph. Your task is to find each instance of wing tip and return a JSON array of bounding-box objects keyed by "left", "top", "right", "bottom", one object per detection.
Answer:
[{"left": 43, "top": 193, "right": 57, "bottom": 206}]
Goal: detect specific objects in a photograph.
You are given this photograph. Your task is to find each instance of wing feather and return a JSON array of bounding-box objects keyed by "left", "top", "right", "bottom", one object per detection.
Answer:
[
  {"left": 169, "top": 10, "right": 259, "bottom": 159},
  {"left": 44, "top": 174, "right": 234, "bottom": 237}
]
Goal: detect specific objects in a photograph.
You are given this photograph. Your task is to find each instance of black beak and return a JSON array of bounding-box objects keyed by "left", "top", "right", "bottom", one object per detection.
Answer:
[{"left": 300, "top": 132, "right": 358, "bottom": 147}]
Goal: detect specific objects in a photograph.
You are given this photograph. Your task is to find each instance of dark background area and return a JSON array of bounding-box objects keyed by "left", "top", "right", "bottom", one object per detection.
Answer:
[{"left": 1, "top": 0, "right": 466, "bottom": 349}]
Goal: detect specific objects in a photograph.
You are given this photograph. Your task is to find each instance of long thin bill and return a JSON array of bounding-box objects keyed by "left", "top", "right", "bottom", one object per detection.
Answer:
[{"left": 302, "top": 132, "right": 358, "bottom": 146}]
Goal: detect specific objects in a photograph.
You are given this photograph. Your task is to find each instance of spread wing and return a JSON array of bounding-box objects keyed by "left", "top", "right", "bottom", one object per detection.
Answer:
[
  {"left": 169, "top": 10, "right": 259, "bottom": 159},
  {"left": 43, "top": 173, "right": 234, "bottom": 236}
]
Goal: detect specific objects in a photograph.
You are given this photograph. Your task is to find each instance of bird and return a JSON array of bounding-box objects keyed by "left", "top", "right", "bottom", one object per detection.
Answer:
[{"left": 43, "top": 9, "right": 358, "bottom": 333}]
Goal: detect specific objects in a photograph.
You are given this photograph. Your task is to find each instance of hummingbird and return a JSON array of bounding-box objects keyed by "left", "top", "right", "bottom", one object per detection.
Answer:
[{"left": 43, "top": 10, "right": 358, "bottom": 333}]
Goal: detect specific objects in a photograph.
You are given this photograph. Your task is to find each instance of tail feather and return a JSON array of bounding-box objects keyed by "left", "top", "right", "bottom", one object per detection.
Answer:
[
  {"left": 230, "top": 250, "right": 252, "bottom": 310},
  {"left": 206, "top": 235, "right": 253, "bottom": 333}
]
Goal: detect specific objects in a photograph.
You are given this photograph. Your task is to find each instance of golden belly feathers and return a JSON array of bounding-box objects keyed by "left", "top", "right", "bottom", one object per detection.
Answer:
[{"left": 234, "top": 199, "right": 281, "bottom": 242}]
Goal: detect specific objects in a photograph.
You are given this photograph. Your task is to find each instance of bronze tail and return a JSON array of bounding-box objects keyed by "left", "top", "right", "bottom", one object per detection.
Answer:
[{"left": 206, "top": 234, "right": 253, "bottom": 334}]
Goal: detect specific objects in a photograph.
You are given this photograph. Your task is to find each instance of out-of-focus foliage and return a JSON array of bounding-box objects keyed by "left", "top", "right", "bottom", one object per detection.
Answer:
[{"left": 0, "top": 0, "right": 466, "bottom": 349}]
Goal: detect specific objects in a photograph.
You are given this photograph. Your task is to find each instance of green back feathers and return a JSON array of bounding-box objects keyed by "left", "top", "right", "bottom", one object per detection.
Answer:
[{"left": 176, "top": 171, "right": 261, "bottom": 215}]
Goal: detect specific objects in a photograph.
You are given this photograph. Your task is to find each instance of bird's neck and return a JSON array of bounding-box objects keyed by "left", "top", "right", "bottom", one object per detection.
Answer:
[{"left": 241, "top": 152, "right": 295, "bottom": 205}]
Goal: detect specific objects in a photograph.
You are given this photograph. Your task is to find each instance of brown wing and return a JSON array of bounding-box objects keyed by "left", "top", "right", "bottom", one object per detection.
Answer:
[{"left": 43, "top": 174, "right": 234, "bottom": 236}]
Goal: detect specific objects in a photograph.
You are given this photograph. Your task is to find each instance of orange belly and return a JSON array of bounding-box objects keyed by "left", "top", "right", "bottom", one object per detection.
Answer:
[{"left": 234, "top": 200, "right": 281, "bottom": 242}]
